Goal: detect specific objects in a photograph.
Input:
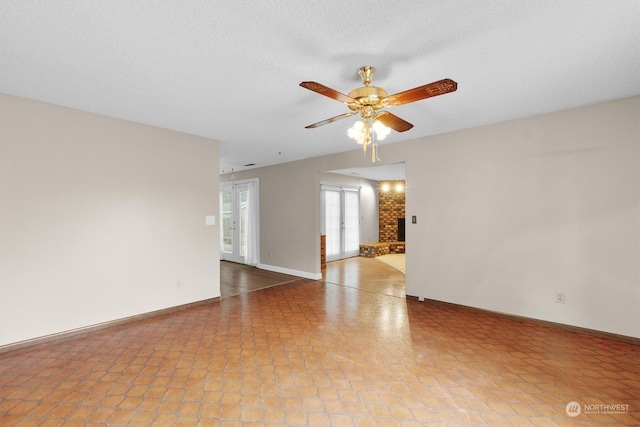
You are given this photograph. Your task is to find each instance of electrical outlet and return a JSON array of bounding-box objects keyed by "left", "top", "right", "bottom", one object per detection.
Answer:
[
  {"left": 555, "top": 292, "right": 565, "bottom": 304},
  {"left": 176, "top": 281, "right": 182, "bottom": 289}
]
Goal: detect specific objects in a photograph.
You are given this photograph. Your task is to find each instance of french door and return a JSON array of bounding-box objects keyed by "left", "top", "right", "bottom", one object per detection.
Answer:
[
  {"left": 220, "top": 179, "right": 259, "bottom": 265},
  {"left": 322, "top": 185, "right": 360, "bottom": 261}
]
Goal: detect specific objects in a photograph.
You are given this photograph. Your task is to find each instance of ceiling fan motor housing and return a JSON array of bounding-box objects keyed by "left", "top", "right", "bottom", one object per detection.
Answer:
[
  {"left": 348, "top": 86, "right": 389, "bottom": 117},
  {"left": 347, "top": 66, "right": 389, "bottom": 117}
]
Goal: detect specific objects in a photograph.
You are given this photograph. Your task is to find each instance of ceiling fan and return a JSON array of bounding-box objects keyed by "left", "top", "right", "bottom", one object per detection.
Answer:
[{"left": 300, "top": 66, "right": 457, "bottom": 161}]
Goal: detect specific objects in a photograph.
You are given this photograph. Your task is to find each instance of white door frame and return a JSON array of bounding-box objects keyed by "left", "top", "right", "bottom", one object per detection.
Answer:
[
  {"left": 220, "top": 178, "right": 259, "bottom": 264},
  {"left": 321, "top": 184, "right": 360, "bottom": 262}
]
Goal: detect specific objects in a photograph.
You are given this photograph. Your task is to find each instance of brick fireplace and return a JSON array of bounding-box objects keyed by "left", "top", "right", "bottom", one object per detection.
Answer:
[
  {"left": 359, "top": 180, "right": 406, "bottom": 257},
  {"left": 378, "top": 180, "right": 405, "bottom": 242}
]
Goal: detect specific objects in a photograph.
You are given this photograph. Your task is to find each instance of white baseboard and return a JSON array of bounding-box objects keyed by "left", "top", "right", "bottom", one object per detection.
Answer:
[{"left": 257, "top": 263, "right": 322, "bottom": 280}]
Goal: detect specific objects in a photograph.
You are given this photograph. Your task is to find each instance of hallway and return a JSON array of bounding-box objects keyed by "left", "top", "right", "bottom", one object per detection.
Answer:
[
  {"left": 322, "top": 256, "right": 406, "bottom": 299},
  {"left": 221, "top": 256, "right": 406, "bottom": 299},
  {"left": 1, "top": 259, "right": 638, "bottom": 426}
]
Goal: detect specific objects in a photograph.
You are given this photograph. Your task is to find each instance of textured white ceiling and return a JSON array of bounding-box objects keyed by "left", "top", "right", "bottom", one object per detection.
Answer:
[
  {"left": 1, "top": 1, "right": 638, "bottom": 176},
  {"left": 330, "top": 163, "right": 407, "bottom": 182}
]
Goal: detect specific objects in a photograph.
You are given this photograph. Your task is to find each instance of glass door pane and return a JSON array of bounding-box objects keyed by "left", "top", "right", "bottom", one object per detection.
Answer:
[
  {"left": 343, "top": 190, "right": 360, "bottom": 257},
  {"left": 239, "top": 188, "right": 249, "bottom": 257},
  {"left": 221, "top": 190, "right": 233, "bottom": 254},
  {"left": 220, "top": 179, "right": 259, "bottom": 265},
  {"left": 220, "top": 182, "right": 254, "bottom": 264},
  {"left": 322, "top": 186, "right": 360, "bottom": 262},
  {"left": 324, "top": 190, "right": 341, "bottom": 260}
]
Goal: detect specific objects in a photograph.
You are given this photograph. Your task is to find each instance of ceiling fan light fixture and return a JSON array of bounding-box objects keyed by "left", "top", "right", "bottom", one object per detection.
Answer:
[
  {"left": 372, "top": 120, "right": 391, "bottom": 141},
  {"left": 347, "top": 120, "right": 365, "bottom": 142},
  {"left": 301, "top": 65, "right": 457, "bottom": 163},
  {"left": 348, "top": 119, "right": 390, "bottom": 143},
  {"left": 347, "top": 118, "right": 388, "bottom": 163}
]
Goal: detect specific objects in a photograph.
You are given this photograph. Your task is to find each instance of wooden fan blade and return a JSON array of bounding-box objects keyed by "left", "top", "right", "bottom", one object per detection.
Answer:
[
  {"left": 305, "top": 112, "right": 357, "bottom": 129},
  {"left": 300, "top": 81, "right": 357, "bottom": 104},
  {"left": 375, "top": 111, "right": 414, "bottom": 132},
  {"left": 384, "top": 78, "right": 457, "bottom": 107}
]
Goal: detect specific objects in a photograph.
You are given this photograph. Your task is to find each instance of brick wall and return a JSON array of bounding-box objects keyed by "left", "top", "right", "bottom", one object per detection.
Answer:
[{"left": 379, "top": 180, "right": 405, "bottom": 242}]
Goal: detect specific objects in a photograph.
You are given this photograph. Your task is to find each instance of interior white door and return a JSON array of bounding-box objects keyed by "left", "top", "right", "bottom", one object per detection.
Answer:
[{"left": 322, "top": 185, "right": 360, "bottom": 262}]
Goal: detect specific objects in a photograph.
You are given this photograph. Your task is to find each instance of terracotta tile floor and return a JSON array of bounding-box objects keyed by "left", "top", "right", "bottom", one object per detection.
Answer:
[{"left": 1, "top": 271, "right": 639, "bottom": 425}]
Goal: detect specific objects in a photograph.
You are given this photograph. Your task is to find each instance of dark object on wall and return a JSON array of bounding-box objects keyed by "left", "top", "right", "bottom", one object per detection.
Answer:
[{"left": 398, "top": 218, "right": 405, "bottom": 242}]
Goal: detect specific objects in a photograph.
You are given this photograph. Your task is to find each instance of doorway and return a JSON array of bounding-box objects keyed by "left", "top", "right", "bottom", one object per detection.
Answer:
[
  {"left": 321, "top": 185, "right": 360, "bottom": 261},
  {"left": 220, "top": 179, "right": 259, "bottom": 265},
  {"left": 322, "top": 163, "right": 406, "bottom": 294}
]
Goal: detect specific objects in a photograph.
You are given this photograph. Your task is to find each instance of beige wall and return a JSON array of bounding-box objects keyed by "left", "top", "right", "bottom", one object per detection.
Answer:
[
  {"left": 223, "top": 96, "right": 639, "bottom": 338},
  {"left": 403, "top": 96, "right": 639, "bottom": 338},
  {"left": 0, "top": 93, "right": 220, "bottom": 346},
  {"left": 222, "top": 162, "right": 382, "bottom": 278},
  {"left": 4, "top": 91, "right": 634, "bottom": 346},
  {"left": 244, "top": 159, "right": 320, "bottom": 277}
]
